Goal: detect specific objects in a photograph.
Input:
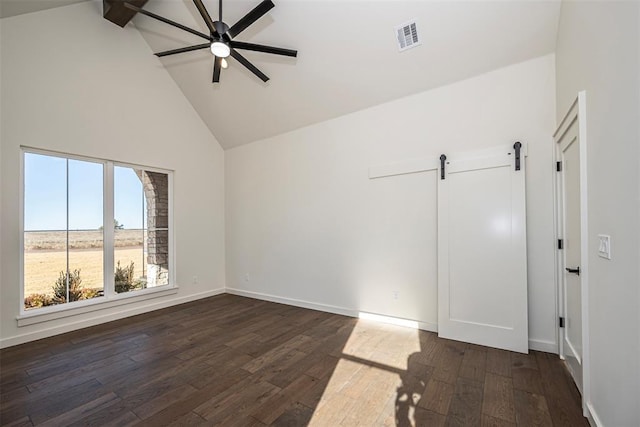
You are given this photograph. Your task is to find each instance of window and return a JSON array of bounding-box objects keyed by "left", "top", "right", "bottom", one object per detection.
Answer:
[
  {"left": 114, "top": 166, "right": 170, "bottom": 293},
  {"left": 23, "top": 153, "right": 104, "bottom": 307},
  {"left": 22, "top": 149, "right": 172, "bottom": 312}
]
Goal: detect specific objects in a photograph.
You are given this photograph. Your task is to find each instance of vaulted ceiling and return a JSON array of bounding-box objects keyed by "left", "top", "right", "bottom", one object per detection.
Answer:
[
  {"left": 1, "top": 0, "right": 562, "bottom": 149},
  {"left": 0, "top": 0, "right": 87, "bottom": 18}
]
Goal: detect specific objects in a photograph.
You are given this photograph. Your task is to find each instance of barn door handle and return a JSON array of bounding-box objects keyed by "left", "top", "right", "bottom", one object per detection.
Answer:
[
  {"left": 565, "top": 267, "right": 580, "bottom": 276},
  {"left": 514, "top": 142, "right": 522, "bottom": 171}
]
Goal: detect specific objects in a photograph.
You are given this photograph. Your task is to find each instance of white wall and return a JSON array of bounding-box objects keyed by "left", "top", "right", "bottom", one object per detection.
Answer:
[
  {"left": 0, "top": 1, "right": 225, "bottom": 347},
  {"left": 226, "top": 54, "right": 558, "bottom": 351},
  {"left": 556, "top": 1, "right": 640, "bottom": 425}
]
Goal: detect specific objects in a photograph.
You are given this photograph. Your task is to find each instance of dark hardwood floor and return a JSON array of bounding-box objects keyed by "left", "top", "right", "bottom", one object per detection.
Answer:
[{"left": 0, "top": 294, "right": 588, "bottom": 426}]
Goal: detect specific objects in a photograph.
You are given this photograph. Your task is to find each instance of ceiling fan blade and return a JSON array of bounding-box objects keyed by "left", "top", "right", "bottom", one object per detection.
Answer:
[
  {"left": 192, "top": 0, "right": 219, "bottom": 36},
  {"left": 230, "top": 49, "right": 269, "bottom": 82},
  {"left": 230, "top": 41, "right": 297, "bottom": 57},
  {"left": 124, "top": 3, "right": 210, "bottom": 41},
  {"left": 155, "top": 43, "right": 211, "bottom": 57},
  {"left": 228, "top": 0, "right": 274, "bottom": 38},
  {"left": 213, "top": 56, "right": 222, "bottom": 83}
]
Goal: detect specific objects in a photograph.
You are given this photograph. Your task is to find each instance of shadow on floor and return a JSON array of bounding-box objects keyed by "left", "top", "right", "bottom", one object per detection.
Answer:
[{"left": 392, "top": 329, "right": 589, "bottom": 426}]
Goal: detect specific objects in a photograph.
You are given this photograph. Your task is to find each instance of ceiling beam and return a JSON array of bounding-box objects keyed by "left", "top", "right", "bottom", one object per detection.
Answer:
[{"left": 103, "top": 0, "right": 148, "bottom": 27}]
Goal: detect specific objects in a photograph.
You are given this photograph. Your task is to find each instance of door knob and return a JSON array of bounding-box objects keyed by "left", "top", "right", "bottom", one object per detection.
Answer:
[{"left": 565, "top": 267, "right": 580, "bottom": 276}]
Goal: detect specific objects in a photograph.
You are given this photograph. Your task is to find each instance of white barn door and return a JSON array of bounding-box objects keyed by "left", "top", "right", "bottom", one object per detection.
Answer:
[{"left": 437, "top": 146, "right": 528, "bottom": 353}]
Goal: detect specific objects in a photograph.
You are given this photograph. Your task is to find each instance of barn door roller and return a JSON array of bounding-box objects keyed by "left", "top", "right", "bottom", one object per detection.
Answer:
[
  {"left": 440, "top": 154, "right": 447, "bottom": 180},
  {"left": 513, "top": 142, "right": 522, "bottom": 171}
]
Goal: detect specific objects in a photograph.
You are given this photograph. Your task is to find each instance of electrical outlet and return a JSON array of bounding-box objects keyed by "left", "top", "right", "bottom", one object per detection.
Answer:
[
  {"left": 245, "top": 273, "right": 250, "bottom": 282},
  {"left": 192, "top": 276, "right": 198, "bottom": 284},
  {"left": 598, "top": 234, "right": 611, "bottom": 259},
  {"left": 393, "top": 291, "right": 399, "bottom": 300}
]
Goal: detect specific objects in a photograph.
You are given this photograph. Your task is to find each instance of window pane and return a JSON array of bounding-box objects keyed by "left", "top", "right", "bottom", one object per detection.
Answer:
[
  {"left": 115, "top": 167, "right": 169, "bottom": 290},
  {"left": 24, "top": 153, "right": 67, "bottom": 310},
  {"left": 24, "top": 153, "right": 67, "bottom": 230},
  {"left": 144, "top": 171, "right": 169, "bottom": 287},
  {"left": 114, "top": 166, "right": 146, "bottom": 293},
  {"left": 68, "top": 159, "right": 104, "bottom": 301}
]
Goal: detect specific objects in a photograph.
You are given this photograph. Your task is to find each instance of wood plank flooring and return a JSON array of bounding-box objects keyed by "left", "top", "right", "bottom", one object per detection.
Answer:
[{"left": 0, "top": 295, "right": 588, "bottom": 426}]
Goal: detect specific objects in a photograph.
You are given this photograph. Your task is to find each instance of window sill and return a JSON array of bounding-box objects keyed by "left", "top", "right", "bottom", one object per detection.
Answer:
[{"left": 17, "top": 286, "right": 178, "bottom": 327}]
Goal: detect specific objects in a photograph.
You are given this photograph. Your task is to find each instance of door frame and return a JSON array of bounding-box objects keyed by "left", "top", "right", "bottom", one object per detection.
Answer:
[{"left": 553, "top": 91, "right": 590, "bottom": 416}]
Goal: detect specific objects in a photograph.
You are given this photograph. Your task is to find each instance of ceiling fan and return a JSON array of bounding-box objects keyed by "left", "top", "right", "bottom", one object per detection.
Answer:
[{"left": 124, "top": 0, "right": 297, "bottom": 83}]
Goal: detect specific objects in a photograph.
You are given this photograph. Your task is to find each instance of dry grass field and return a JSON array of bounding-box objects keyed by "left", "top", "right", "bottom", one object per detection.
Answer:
[
  {"left": 25, "top": 229, "right": 144, "bottom": 251},
  {"left": 24, "top": 230, "right": 147, "bottom": 297}
]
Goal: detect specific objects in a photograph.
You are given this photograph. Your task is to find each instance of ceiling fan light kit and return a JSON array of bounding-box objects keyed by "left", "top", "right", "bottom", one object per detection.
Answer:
[
  {"left": 210, "top": 41, "right": 230, "bottom": 58},
  {"left": 122, "top": 0, "right": 298, "bottom": 84}
]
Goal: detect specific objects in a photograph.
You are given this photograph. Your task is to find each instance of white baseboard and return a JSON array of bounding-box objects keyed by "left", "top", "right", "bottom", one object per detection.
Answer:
[
  {"left": 528, "top": 338, "right": 558, "bottom": 354},
  {"left": 0, "top": 288, "right": 225, "bottom": 349},
  {"left": 417, "top": 321, "right": 438, "bottom": 333},
  {"left": 225, "top": 287, "right": 439, "bottom": 333},
  {"left": 225, "top": 288, "right": 358, "bottom": 317},
  {"left": 585, "top": 402, "right": 602, "bottom": 427},
  {"left": 1, "top": 287, "right": 558, "bottom": 355}
]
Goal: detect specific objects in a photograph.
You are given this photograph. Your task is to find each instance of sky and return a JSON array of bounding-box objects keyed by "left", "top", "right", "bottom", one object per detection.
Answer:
[{"left": 24, "top": 153, "right": 147, "bottom": 231}]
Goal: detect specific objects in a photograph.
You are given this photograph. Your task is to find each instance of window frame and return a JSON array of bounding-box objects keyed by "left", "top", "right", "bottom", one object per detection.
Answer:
[{"left": 18, "top": 147, "right": 176, "bottom": 322}]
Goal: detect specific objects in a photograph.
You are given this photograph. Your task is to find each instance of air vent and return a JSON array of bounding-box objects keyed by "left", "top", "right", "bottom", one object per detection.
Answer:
[{"left": 395, "top": 20, "right": 420, "bottom": 52}]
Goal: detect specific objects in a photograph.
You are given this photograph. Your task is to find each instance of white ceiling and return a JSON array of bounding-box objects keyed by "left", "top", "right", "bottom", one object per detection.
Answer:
[
  {"left": 1, "top": 0, "right": 561, "bottom": 149},
  {"left": 0, "top": 0, "right": 87, "bottom": 18},
  {"left": 134, "top": 0, "right": 561, "bottom": 148}
]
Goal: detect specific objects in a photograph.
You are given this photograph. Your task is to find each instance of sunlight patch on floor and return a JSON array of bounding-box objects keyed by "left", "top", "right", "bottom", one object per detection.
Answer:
[
  {"left": 358, "top": 312, "right": 420, "bottom": 329},
  {"left": 308, "top": 315, "right": 421, "bottom": 426}
]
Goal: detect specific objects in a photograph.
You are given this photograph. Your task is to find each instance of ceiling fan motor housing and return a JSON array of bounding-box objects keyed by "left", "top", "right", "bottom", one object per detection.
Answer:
[{"left": 213, "top": 21, "right": 230, "bottom": 37}]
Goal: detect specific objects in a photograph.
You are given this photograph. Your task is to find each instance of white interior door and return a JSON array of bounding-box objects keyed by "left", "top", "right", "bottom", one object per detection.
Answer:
[
  {"left": 557, "top": 115, "right": 584, "bottom": 392},
  {"left": 438, "top": 148, "right": 528, "bottom": 353}
]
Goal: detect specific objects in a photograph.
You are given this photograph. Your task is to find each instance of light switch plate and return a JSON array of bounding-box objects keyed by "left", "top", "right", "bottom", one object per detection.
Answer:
[{"left": 598, "top": 234, "right": 611, "bottom": 259}]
